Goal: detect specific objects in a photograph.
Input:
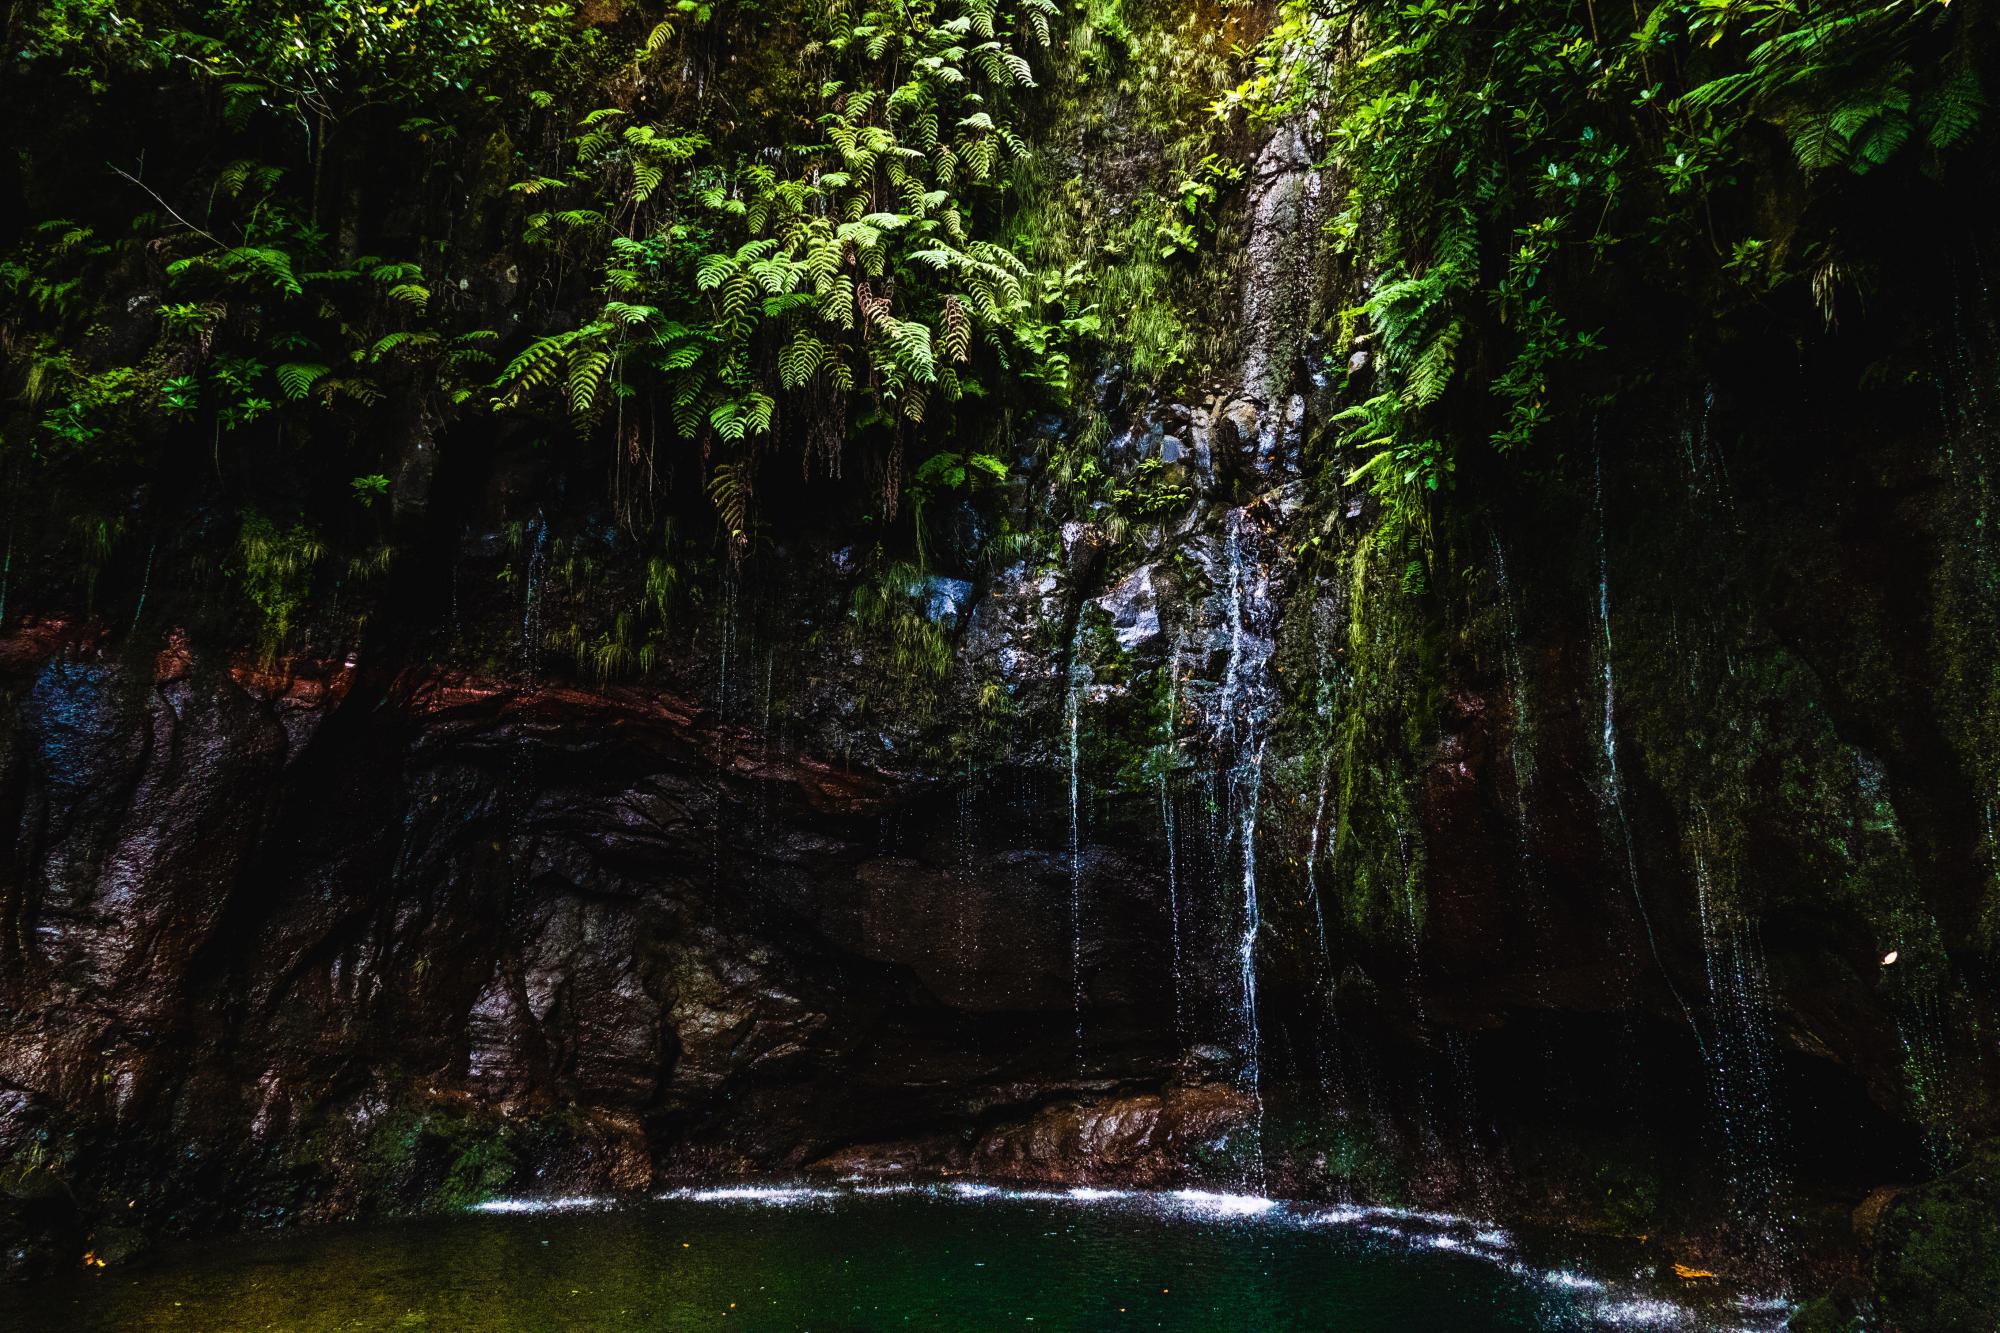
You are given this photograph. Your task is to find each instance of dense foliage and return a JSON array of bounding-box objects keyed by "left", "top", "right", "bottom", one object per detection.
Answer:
[
  {"left": 0, "top": 0, "right": 1091, "bottom": 655},
  {"left": 3, "top": 0, "right": 1992, "bottom": 660},
  {"left": 1224, "top": 0, "right": 1987, "bottom": 547}
]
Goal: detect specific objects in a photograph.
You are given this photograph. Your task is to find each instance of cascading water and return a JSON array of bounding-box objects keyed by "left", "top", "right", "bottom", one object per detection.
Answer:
[
  {"left": 1690, "top": 816, "right": 1786, "bottom": 1260},
  {"left": 1161, "top": 633, "right": 1187, "bottom": 1041},
  {"left": 519, "top": 513, "right": 550, "bottom": 676},
  {"left": 1666, "top": 401, "right": 1791, "bottom": 1270},
  {"left": 956, "top": 753, "right": 980, "bottom": 973},
  {"left": 1233, "top": 739, "right": 1268, "bottom": 1185},
  {"left": 716, "top": 563, "right": 741, "bottom": 723},
  {"left": 1303, "top": 752, "right": 1333, "bottom": 999},
  {"left": 1067, "top": 616, "right": 1091, "bottom": 1070},
  {"left": 1489, "top": 533, "right": 1537, "bottom": 831},
  {"left": 1490, "top": 528, "right": 1569, "bottom": 1033},
  {"left": 1217, "top": 511, "right": 1274, "bottom": 1185},
  {"left": 1593, "top": 457, "right": 1706, "bottom": 1055},
  {"left": 128, "top": 541, "right": 154, "bottom": 636},
  {"left": 1301, "top": 660, "right": 1342, "bottom": 1107}
]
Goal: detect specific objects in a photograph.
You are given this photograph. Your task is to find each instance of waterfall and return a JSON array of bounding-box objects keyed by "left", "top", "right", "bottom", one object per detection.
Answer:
[
  {"left": 1891, "top": 955, "right": 1964, "bottom": 1169},
  {"left": 519, "top": 513, "right": 550, "bottom": 676},
  {"left": 128, "top": 541, "right": 155, "bottom": 637},
  {"left": 1161, "top": 633, "right": 1186, "bottom": 1042},
  {"left": 1490, "top": 533, "right": 1537, "bottom": 816},
  {"left": 1594, "top": 459, "right": 1706, "bottom": 1058},
  {"left": 1690, "top": 819, "right": 1786, "bottom": 1258},
  {"left": 1302, "top": 745, "right": 1345, "bottom": 1110},
  {"left": 1234, "top": 740, "right": 1268, "bottom": 1187},
  {"left": 717, "top": 564, "right": 741, "bottom": 723},
  {"left": 957, "top": 754, "right": 978, "bottom": 972},
  {"left": 1303, "top": 752, "right": 1333, "bottom": 987},
  {"left": 1067, "top": 617, "right": 1090, "bottom": 1071},
  {"left": 1663, "top": 397, "right": 1795, "bottom": 1268},
  {"left": 1219, "top": 512, "right": 1272, "bottom": 1184}
]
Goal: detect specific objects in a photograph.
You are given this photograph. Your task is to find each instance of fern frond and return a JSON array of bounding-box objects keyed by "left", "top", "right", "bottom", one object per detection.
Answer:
[{"left": 276, "top": 362, "right": 330, "bottom": 400}]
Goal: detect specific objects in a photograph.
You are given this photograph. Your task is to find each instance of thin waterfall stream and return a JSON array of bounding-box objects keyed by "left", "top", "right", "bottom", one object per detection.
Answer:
[
  {"left": 1593, "top": 456, "right": 1707, "bottom": 1059},
  {"left": 1218, "top": 510, "right": 1274, "bottom": 1185},
  {"left": 1067, "top": 614, "right": 1090, "bottom": 1070}
]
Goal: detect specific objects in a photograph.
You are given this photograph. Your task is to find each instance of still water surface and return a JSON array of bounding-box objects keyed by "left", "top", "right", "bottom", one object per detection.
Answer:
[{"left": 4, "top": 1184, "right": 1785, "bottom": 1331}]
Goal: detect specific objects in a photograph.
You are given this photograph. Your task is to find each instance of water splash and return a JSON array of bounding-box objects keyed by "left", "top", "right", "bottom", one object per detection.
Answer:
[
  {"left": 475, "top": 1195, "right": 615, "bottom": 1214},
  {"left": 1690, "top": 819, "right": 1786, "bottom": 1260}
]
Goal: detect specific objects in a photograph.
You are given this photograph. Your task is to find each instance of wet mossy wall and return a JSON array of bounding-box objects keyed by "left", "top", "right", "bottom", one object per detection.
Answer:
[{"left": 4, "top": 0, "right": 2000, "bottom": 1318}]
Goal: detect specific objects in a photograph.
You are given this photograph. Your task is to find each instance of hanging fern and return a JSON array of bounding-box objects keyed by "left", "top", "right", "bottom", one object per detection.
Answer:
[{"left": 275, "top": 362, "right": 330, "bottom": 400}]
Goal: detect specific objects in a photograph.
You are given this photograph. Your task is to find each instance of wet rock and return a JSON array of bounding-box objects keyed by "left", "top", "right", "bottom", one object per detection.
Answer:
[
  {"left": 921, "top": 576, "right": 974, "bottom": 632},
  {"left": 809, "top": 1137, "right": 961, "bottom": 1180},
  {"left": 1060, "top": 521, "right": 1107, "bottom": 588},
  {"left": 968, "top": 1082, "right": 1256, "bottom": 1187},
  {"left": 1235, "top": 122, "right": 1327, "bottom": 471},
  {"left": 1093, "top": 564, "right": 1162, "bottom": 655},
  {"left": 962, "top": 561, "right": 1064, "bottom": 695}
]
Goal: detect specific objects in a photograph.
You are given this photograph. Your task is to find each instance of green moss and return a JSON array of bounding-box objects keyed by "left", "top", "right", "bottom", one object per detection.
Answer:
[
  {"left": 1009, "top": 0, "right": 1259, "bottom": 397},
  {"left": 1872, "top": 1140, "right": 2000, "bottom": 1333},
  {"left": 1782, "top": 1295, "right": 1861, "bottom": 1333},
  {"left": 358, "top": 1107, "right": 522, "bottom": 1212},
  {"left": 235, "top": 512, "right": 326, "bottom": 662},
  {"left": 1590, "top": 1159, "right": 1664, "bottom": 1235},
  {"left": 1330, "top": 526, "right": 1437, "bottom": 944}
]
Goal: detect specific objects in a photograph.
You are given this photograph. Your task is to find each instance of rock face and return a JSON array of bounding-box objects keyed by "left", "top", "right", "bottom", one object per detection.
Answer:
[{"left": 0, "top": 643, "right": 1235, "bottom": 1275}]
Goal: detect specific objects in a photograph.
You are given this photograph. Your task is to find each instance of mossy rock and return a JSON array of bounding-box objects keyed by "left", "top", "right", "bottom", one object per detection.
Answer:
[
  {"left": 1871, "top": 1140, "right": 2000, "bottom": 1332},
  {"left": 1784, "top": 1293, "right": 1862, "bottom": 1333}
]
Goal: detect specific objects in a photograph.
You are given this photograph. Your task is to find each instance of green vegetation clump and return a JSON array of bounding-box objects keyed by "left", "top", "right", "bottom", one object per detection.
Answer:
[
  {"left": 1225, "top": 0, "right": 1985, "bottom": 549},
  {"left": 1871, "top": 1140, "right": 2000, "bottom": 1332},
  {"left": 0, "top": 0, "right": 1099, "bottom": 659}
]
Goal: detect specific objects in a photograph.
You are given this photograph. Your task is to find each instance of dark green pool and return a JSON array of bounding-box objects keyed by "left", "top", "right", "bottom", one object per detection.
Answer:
[{"left": 4, "top": 1186, "right": 1782, "bottom": 1331}]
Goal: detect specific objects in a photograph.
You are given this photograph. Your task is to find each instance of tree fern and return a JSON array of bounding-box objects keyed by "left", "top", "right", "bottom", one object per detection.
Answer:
[
  {"left": 1923, "top": 61, "right": 1984, "bottom": 150},
  {"left": 567, "top": 347, "right": 613, "bottom": 419},
  {"left": 275, "top": 362, "right": 330, "bottom": 400}
]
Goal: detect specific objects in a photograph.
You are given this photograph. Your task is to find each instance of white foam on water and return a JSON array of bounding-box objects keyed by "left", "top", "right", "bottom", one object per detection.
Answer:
[
  {"left": 1376, "top": 1205, "right": 1467, "bottom": 1228},
  {"left": 990, "top": 1188, "right": 1073, "bottom": 1202},
  {"left": 1168, "top": 1189, "right": 1279, "bottom": 1217},
  {"left": 1531, "top": 1267, "right": 1609, "bottom": 1292},
  {"left": 661, "top": 1186, "right": 833, "bottom": 1205},
  {"left": 1592, "top": 1297, "right": 1695, "bottom": 1328},
  {"left": 1293, "top": 1199, "right": 1742, "bottom": 1330},
  {"left": 472, "top": 1196, "right": 612, "bottom": 1214},
  {"left": 946, "top": 1182, "right": 1002, "bottom": 1198},
  {"left": 478, "top": 1179, "right": 1728, "bottom": 1331}
]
